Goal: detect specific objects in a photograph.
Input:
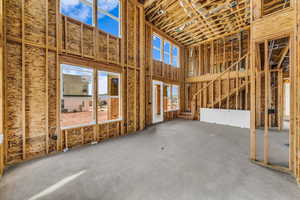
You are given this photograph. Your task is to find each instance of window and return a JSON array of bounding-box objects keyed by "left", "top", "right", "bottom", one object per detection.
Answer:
[
  {"left": 152, "top": 35, "right": 162, "bottom": 61},
  {"left": 164, "top": 84, "right": 180, "bottom": 111},
  {"left": 60, "top": 0, "right": 122, "bottom": 37},
  {"left": 61, "top": 0, "right": 94, "bottom": 25},
  {"left": 172, "top": 46, "right": 179, "bottom": 67},
  {"left": 166, "top": 85, "right": 172, "bottom": 111},
  {"left": 98, "top": 71, "right": 121, "bottom": 123},
  {"left": 152, "top": 33, "right": 180, "bottom": 67},
  {"left": 171, "top": 85, "right": 180, "bottom": 110},
  {"left": 61, "top": 64, "right": 94, "bottom": 128},
  {"left": 97, "top": 0, "right": 121, "bottom": 37},
  {"left": 164, "top": 41, "right": 171, "bottom": 64}
]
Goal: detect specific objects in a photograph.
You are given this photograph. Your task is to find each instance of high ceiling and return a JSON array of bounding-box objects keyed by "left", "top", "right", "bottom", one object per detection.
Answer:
[{"left": 145, "top": 0, "right": 250, "bottom": 46}]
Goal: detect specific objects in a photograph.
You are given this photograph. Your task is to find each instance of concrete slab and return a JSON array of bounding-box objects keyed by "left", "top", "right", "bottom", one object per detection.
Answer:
[{"left": 0, "top": 120, "right": 299, "bottom": 200}]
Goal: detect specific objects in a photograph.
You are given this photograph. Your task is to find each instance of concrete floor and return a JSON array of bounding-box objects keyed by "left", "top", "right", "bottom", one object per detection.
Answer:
[{"left": 0, "top": 120, "right": 300, "bottom": 200}]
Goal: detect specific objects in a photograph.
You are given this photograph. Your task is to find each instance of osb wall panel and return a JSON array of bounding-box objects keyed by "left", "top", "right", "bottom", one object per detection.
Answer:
[
  {"left": 48, "top": 51, "right": 57, "bottom": 153},
  {"left": 48, "top": 0, "right": 57, "bottom": 47},
  {"left": 152, "top": 61, "right": 181, "bottom": 82},
  {"left": 5, "top": 0, "right": 21, "bottom": 38},
  {"left": 4, "top": 0, "right": 145, "bottom": 167},
  {"left": 61, "top": 16, "right": 121, "bottom": 65},
  {"left": 127, "top": 0, "right": 136, "bottom": 67},
  {"left": 83, "top": 26, "right": 94, "bottom": 57},
  {"left": 127, "top": 69, "right": 136, "bottom": 133},
  {"left": 108, "top": 36, "right": 120, "bottom": 64},
  {"left": 252, "top": 9, "right": 295, "bottom": 41},
  {"left": 25, "top": 46, "right": 46, "bottom": 158},
  {"left": 24, "top": 0, "right": 46, "bottom": 45},
  {"left": 62, "top": 121, "right": 121, "bottom": 150},
  {"left": 97, "top": 31, "right": 108, "bottom": 60},
  {"left": 66, "top": 20, "right": 81, "bottom": 54},
  {"left": 6, "top": 42, "right": 23, "bottom": 164}
]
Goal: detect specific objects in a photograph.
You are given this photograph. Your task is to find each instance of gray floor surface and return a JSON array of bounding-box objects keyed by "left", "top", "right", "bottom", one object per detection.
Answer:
[{"left": 0, "top": 119, "right": 300, "bottom": 200}]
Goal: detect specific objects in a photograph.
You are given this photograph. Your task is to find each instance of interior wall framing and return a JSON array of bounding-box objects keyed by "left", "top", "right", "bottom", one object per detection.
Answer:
[
  {"left": 250, "top": 0, "right": 300, "bottom": 184},
  {"left": 183, "top": 31, "right": 250, "bottom": 119}
]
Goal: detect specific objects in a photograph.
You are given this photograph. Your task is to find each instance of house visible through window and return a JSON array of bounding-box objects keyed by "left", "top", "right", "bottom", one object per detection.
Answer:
[
  {"left": 152, "top": 34, "right": 162, "bottom": 61},
  {"left": 61, "top": 0, "right": 94, "bottom": 25},
  {"left": 97, "top": 0, "right": 121, "bottom": 37},
  {"left": 61, "top": 64, "right": 95, "bottom": 128},
  {"left": 164, "top": 84, "right": 180, "bottom": 111},
  {"left": 171, "top": 85, "right": 179, "bottom": 110},
  {"left": 98, "top": 71, "right": 121, "bottom": 123}
]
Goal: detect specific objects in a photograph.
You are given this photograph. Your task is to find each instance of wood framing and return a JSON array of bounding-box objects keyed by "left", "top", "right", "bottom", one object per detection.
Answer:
[
  {"left": 250, "top": 0, "right": 300, "bottom": 185},
  {"left": 2, "top": 0, "right": 147, "bottom": 166}
]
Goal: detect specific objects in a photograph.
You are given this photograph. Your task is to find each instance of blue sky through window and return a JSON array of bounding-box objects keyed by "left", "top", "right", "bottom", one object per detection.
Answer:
[
  {"left": 98, "top": 0, "right": 120, "bottom": 18},
  {"left": 61, "top": 0, "right": 121, "bottom": 37},
  {"left": 98, "top": 0, "right": 120, "bottom": 37},
  {"left": 164, "top": 53, "right": 170, "bottom": 64},
  {"left": 61, "top": 0, "right": 93, "bottom": 25},
  {"left": 98, "top": 15, "right": 120, "bottom": 37},
  {"left": 152, "top": 35, "right": 161, "bottom": 49},
  {"left": 164, "top": 42, "right": 170, "bottom": 53},
  {"left": 152, "top": 49, "right": 161, "bottom": 61},
  {"left": 172, "top": 46, "right": 178, "bottom": 56}
]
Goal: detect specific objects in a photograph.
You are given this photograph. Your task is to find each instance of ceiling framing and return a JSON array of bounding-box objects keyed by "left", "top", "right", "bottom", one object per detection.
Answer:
[{"left": 145, "top": 0, "right": 250, "bottom": 46}]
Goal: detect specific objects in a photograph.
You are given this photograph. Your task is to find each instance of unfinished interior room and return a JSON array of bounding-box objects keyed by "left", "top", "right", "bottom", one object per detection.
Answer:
[{"left": 1, "top": 0, "right": 300, "bottom": 199}]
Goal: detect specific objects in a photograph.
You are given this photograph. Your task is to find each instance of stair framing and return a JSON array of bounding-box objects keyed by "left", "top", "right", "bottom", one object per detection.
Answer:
[{"left": 190, "top": 53, "right": 250, "bottom": 119}]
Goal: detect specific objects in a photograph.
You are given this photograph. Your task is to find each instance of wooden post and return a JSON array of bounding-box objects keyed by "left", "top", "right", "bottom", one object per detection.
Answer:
[{"left": 264, "top": 40, "right": 269, "bottom": 164}]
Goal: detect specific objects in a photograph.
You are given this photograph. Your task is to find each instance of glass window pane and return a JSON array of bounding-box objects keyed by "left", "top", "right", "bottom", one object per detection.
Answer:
[
  {"left": 172, "top": 86, "right": 179, "bottom": 110},
  {"left": 61, "top": 0, "right": 93, "bottom": 25},
  {"left": 110, "top": 77, "right": 119, "bottom": 96},
  {"left": 172, "top": 56, "right": 178, "bottom": 67},
  {"left": 164, "top": 42, "right": 170, "bottom": 53},
  {"left": 98, "top": 14, "right": 120, "bottom": 37},
  {"left": 98, "top": 71, "right": 121, "bottom": 123},
  {"left": 98, "top": 0, "right": 120, "bottom": 18},
  {"left": 153, "top": 49, "right": 161, "bottom": 61},
  {"left": 152, "top": 35, "right": 161, "bottom": 49},
  {"left": 167, "top": 86, "right": 171, "bottom": 111},
  {"left": 164, "top": 53, "right": 170, "bottom": 64},
  {"left": 172, "top": 46, "right": 178, "bottom": 56},
  {"left": 61, "top": 64, "right": 94, "bottom": 128}
]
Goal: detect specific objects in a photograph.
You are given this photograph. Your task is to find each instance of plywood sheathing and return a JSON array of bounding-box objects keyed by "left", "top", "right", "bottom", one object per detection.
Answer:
[{"left": 3, "top": 0, "right": 146, "bottom": 166}]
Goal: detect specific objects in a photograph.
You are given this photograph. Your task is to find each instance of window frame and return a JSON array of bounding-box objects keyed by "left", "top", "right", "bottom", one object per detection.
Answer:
[
  {"left": 97, "top": 71, "right": 122, "bottom": 123},
  {"left": 60, "top": 0, "right": 122, "bottom": 38},
  {"left": 97, "top": 0, "right": 122, "bottom": 38},
  {"left": 60, "top": 64, "right": 96, "bottom": 129},
  {"left": 164, "top": 83, "right": 180, "bottom": 112},
  {"left": 172, "top": 45, "right": 180, "bottom": 68},
  {"left": 152, "top": 32, "right": 180, "bottom": 67},
  {"left": 60, "top": 0, "right": 95, "bottom": 26},
  {"left": 60, "top": 63, "right": 123, "bottom": 129},
  {"left": 152, "top": 34, "right": 162, "bottom": 61},
  {"left": 163, "top": 40, "right": 171, "bottom": 65}
]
